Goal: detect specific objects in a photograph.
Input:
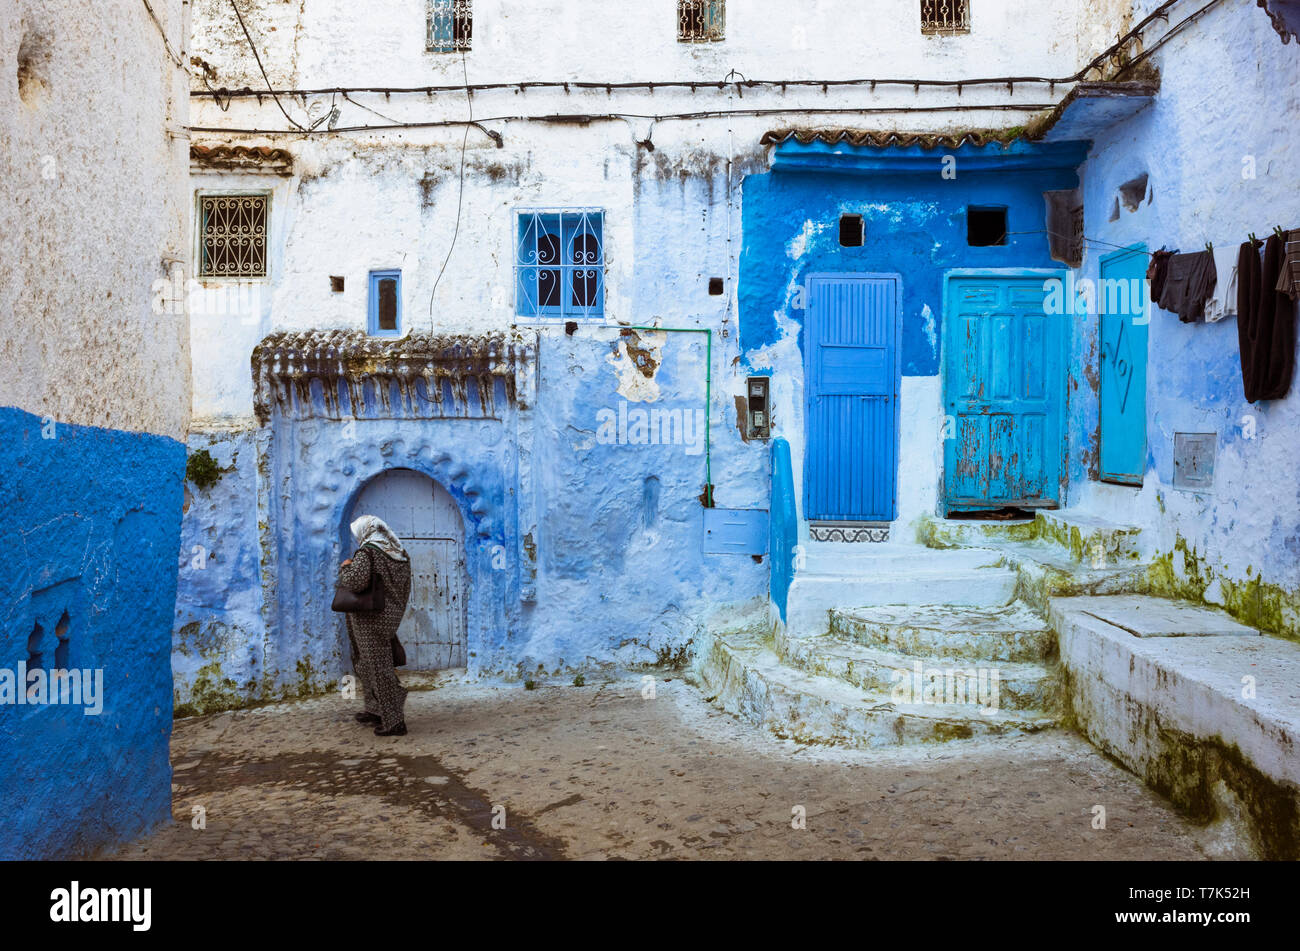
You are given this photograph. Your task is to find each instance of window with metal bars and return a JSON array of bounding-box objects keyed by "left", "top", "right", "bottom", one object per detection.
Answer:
[
  {"left": 427, "top": 0, "right": 472, "bottom": 52},
  {"left": 921, "top": 0, "right": 969, "bottom": 34},
  {"left": 515, "top": 210, "right": 605, "bottom": 320},
  {"left": 678, "top": 0, "right": 725, "bottom": 42},
  {"left": 198, "top": 194, "right": 268, "bottom": 278}
]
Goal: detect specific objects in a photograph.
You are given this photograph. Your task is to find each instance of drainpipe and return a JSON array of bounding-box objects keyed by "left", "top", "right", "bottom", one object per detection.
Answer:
[{"left": 619, "top": 325, "right": 714, "bottom": 506}]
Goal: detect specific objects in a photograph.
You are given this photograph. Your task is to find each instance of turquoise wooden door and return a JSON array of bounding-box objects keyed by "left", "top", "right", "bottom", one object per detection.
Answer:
[
  {"left": 944, "top": 274, "right": 1067, "bottom": 511},
  {"left": 1099, "top": 246, "right": 1149, "bottom": 484},
  {"left": 804, "top": 274, "right": 901, "bottom": 521}
]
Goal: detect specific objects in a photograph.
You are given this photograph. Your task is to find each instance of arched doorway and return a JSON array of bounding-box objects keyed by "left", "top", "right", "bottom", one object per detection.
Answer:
[{"left": 348, "top": 468, "right": 468, "bottom": 669}]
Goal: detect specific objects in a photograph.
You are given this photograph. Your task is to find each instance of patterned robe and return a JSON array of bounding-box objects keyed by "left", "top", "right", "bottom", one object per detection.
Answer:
[{"left": 338, "top": 544, "right": 412, "bottom": 731}]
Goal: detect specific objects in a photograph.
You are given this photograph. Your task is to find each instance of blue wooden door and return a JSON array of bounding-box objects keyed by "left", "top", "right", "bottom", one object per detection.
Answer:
[
  {"left": 804, "top": 274, "right": 901, "bottom": 521},
  {"left": 1099, "top": 246, "right": 1149, "bottom": 484},
  {"left": 944, "top": 275, "right": 1066, "bottom": 511}
]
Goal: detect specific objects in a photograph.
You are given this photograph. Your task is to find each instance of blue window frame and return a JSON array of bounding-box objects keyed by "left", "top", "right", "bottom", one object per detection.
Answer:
[
  {"left": 368, "top": 270, "right": 402, "bottom": 336},
  {"left": 515, "top": 210, "right": 605, "bottom": 321}
]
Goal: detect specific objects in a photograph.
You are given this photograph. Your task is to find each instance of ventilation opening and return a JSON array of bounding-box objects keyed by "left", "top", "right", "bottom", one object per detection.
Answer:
[
  {"left": 967, "top": 206, "right": 1007, "bottom": 246},
  {"left": 839, "top": 214, "right": 864, "bottom": 247},
  {"left": 54, "top": 610, "right": 70, "bottom": 668},
  {"left": 17, "top": 30, "right": 53, "bottom": 107},
  {"left": 1119, "top": 173, "right": 1149, "bottom": 212},
  {"left": 330, "top": 276, "right": 345, "bottom": 292},
  {"left": 945, "top": 506, "right": 1035, "bottom": 521},
  {"left": 708, "top": 277, "right": 724, "bottom": 295},
  {"left": 26, "top": 621, "right": 44, "bottom": 667}
]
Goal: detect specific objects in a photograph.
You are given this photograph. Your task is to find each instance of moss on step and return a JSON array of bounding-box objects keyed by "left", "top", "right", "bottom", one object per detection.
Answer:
[
  {"left": 1146, "top": 534, "right": 1300, "bottom": 642},
  {"left": 1145, "top": 726, "right": 1300, "bottom": 861}
]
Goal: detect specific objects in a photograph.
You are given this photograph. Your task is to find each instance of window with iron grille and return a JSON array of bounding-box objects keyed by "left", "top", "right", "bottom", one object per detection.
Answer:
[
  {"left": 198, "top": 194, "right": 268, "bottom": 278},
  {"left": 427, "top": 0, "right": 472, "bottom": 52},
  {"left": 515, "top": 210, "right": 605, "bottom": 320},
  {"left": 678, "top": 0, "right": 725, "bottom": 42},
  {"left": 921, "top": 0, "right": 969, "bottom": 34}
]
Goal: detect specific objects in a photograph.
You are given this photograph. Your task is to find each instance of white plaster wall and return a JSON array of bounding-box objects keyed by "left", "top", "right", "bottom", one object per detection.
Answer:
[
  {"left": 190, "top": 0, "right": 1093, "bottom": 91},
  {"left": 186, "top": 0, "right": 1141, "bottom": 430},
  {"left": 0, "top": 0, "right": 191, "bottom": 438},
  {"left": 1073, "top": 0, "right": 1300, "bottom": 600}
]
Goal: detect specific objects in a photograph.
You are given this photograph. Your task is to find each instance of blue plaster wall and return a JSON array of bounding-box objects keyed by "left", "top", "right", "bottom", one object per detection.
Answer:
[
  {"left": 172, "top": 427, "right": 267, "bottom": 715},
  {"left": 739, "top": 153, "right": 1081, "bottom": 375},
  {"left": 1066, "top": 0, "right": 1300, "bottom": 636},
  {"left": 0, "top": 406, "right": 183, "bottom": 859},
  {"left": 525, "top": 331, "right": 768, "bottom": 670}
]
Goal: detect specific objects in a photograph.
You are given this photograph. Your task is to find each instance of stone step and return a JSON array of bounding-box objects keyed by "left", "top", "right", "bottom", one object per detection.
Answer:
[
  {"left": 920, "top": 517, "right": 1039, "bottom": 550},
  {"left": 786, "top": 566, "right": 1019, "bottom": 635},
  {"left": 1035, "top": 510, "right": 1143, "bottom": 564},
  {"left": 696, "top": 629, "right": 1057, "bottom": 749},
  {"left": 921, "top": 511, "right": 1144, "bottom": 566},
  {"left": 992, "top": 540, "right": 1148, "bottom": 613},
  {"left": 775, "top": 630, "right": 1062, "bottom": 713},
  {"left": 830, "top": 602, "right": 1056, "bottom": 663}
]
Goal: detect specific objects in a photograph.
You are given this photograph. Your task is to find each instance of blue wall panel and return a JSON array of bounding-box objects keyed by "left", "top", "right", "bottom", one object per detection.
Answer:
[{"left": 0, "top": 405, "right": 184, "bottom": 859}]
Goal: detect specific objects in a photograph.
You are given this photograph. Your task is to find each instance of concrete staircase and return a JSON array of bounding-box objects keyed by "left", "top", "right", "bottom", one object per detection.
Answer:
[{"left": 694, "top": 510, "right": 1149, "bottom": 750}]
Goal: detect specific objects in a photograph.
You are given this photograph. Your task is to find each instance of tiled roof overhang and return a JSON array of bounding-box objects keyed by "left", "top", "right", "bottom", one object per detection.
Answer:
[
  {"left": 1259, "top": 0, "right": 1300, "bottom": 43},
  {"left": 191, "top": 144, "right": 294, "bottom": 175},
  {"left": 761, "top": 81, "right": 1157, "bottom": 174}
]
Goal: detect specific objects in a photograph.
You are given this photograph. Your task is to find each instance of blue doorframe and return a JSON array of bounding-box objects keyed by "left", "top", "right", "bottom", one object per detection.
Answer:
[
  {"left": 803, "top": 272, "right": 902, "bottom": 521},
  {"left": 943, "top": 269, "right": 1068, "bottom": 511},
  {"left": 1098, "top": 245, "right": 1149, "bottom": 485}
]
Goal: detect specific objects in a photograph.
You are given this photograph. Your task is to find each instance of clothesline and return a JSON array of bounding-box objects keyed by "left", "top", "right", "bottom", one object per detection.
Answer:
[{"left": 1006, "top": 226, "right": 1297, "bottom": 259}]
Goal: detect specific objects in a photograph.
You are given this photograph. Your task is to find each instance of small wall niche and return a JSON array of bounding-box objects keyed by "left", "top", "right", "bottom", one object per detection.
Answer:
[
  {"left": 1119, "top": 173, "right": 1149, "bottom": 212},
  {"left": 967, "top": 206, "right": 1008, "bottom": 246},
  {"left": 839, "top": 214, "right": 865, "bottom": 247}
]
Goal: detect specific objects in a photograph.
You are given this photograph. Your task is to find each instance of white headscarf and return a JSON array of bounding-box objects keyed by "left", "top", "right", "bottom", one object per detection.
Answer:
[{"left": 350, "top": 515, "right": 409, "bottom": 562}]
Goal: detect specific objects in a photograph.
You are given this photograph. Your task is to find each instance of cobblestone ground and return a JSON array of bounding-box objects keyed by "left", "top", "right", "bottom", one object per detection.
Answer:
[{"left": 104, "top": 671, "right": 1213, "bottom": 860}]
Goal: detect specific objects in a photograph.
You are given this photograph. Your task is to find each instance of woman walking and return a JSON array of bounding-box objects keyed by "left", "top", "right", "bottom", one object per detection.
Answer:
[{"left": 338, "top": 515, "right": 413, "bottom": 736}]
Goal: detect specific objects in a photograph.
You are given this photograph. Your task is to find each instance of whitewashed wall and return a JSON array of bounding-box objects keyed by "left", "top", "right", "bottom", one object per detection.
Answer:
[{"left": 1, "top": 0, "right": 191, "bottom": 438}]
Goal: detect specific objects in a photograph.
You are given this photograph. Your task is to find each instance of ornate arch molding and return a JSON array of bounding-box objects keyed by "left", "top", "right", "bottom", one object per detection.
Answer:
[
  {"left": 251, "top": 330, "right": 538, "bottom": 424},
  {"left": 271, "top": 432, "right": 514, "bottom": 680}
]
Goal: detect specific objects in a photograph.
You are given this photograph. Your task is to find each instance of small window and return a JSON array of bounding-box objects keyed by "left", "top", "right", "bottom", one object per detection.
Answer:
[
  {"left": 369, "top": 270, "right": 402, "bottom": 335},
  {"left": 967, "top": 206, "right": 1008, "bottom": 246},
  {"left": 427, "top": 0, "right": 472, "bottom": 52},
  {"left": 515, "top": 210, "right": 605, "bottom": 320},
  {"left": 839, "top": 214, "right": 864, "bottom": 247},
  {"left": 198, "top": 193, "right": 268, "bottom": 278},
  {"left": 921, "top": 0, "right": 970, "bottom": 35},
  {"left": 678, "top": 1, "right": 725, "bottom": 42}
]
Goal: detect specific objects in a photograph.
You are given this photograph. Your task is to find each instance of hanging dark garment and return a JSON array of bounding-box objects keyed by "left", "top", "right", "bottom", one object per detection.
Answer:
[
  {"left": 1147, "top": 249, "right": 1174, "bottom": 305},
  {"left": 1238, "top": 234, "right": 1296, "bottom": 401},
  {"left": 1158, "top": 250, "right": 1217, "bottom": 322},
  {"left": 1274, "top": 229, "right": 1300, "bottom": 300}
]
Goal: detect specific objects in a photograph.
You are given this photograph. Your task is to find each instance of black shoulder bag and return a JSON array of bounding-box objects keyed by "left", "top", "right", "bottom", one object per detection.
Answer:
[{"left": 331, "top": 548, "right": 386, "bottom": 613}]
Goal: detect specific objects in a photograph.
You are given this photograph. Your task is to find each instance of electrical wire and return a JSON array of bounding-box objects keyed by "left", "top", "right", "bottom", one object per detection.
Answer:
[
  {"left": 228, "top": 0, "right": 308, "bottom": 131},
  {"left": 428, "top": 51, "right": 473, "bottom": 326},
  {"left": 189, "top": 101, "right": 1058, "bottom": 137},
  {"left": 142, "top": 0, "right": 191, "bottom": 72}
]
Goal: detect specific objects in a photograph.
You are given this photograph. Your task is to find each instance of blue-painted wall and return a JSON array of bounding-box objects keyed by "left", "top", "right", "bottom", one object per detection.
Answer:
[
  {"left": 0, "top": 406, "right": 184, "bottom": 859},
  {"left": 739, "top": 144, "right": 1084, "bottom": 376}
]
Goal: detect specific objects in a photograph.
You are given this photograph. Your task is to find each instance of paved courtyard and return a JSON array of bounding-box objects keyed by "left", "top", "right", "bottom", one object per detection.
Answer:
[{"left": 105, "top": 671, "right": 1215, "bottom": 861}]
